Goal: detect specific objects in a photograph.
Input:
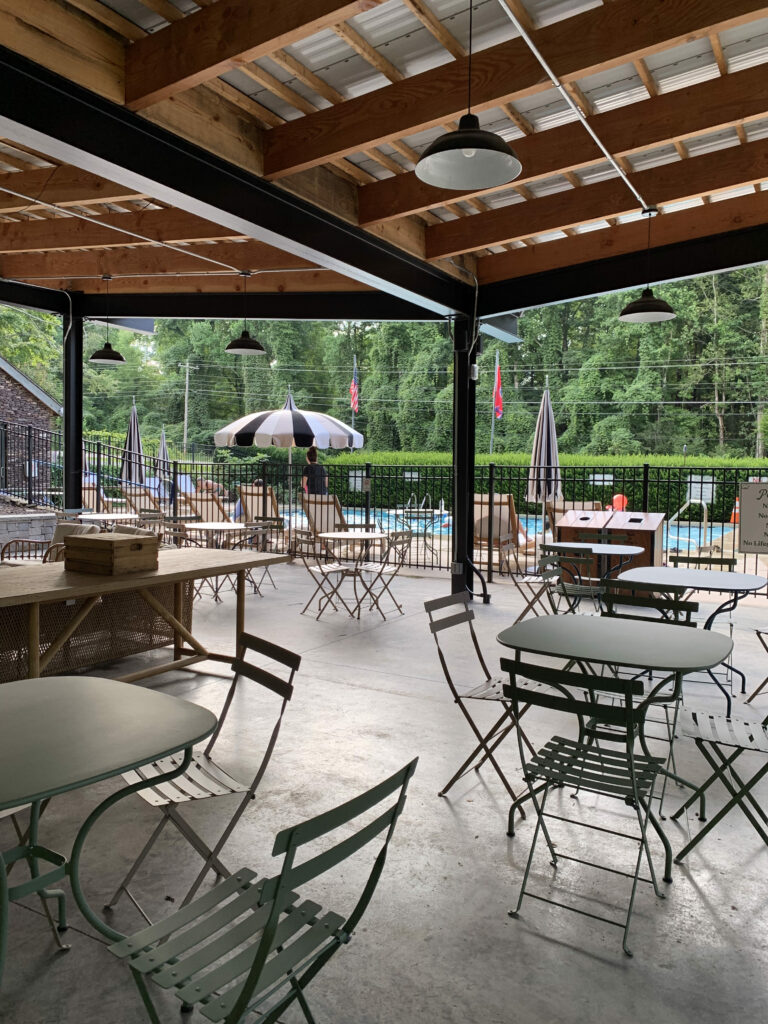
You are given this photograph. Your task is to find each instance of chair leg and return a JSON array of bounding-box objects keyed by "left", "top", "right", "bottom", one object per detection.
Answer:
[
  {"left": 508, "top": 781, "right": 557, "bottom": 919},
  {"left": 746, "top": 673, "right": 768, "bottom": 704},
  {"left": 130, "top": 967, "right": 163, "bottom": 1024},
  {"left": 104, "top": 815, "right": 170, "bottom": 910}
]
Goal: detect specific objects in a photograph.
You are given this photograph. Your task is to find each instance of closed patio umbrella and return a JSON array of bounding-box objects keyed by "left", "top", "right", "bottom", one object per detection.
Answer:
[
  {"left": 120, "top": 399, "right": 145, "bottom": 484},
  {"left": 527, "top": 379, "right": 562, "bottom": 552},
  {"left": 156, "top": 425, "right": 170, "bottom": 474}
]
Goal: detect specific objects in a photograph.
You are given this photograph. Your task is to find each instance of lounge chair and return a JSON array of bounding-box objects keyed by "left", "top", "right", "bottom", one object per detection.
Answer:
[
  {"left": 122, "top": 484, "right": 163, "bottom": 515},
  {"left": 473, "top": 492, "right": 534, "bottom": 572},
  {"left": 82, "top": 483, "right": 113, "bottom": 513}
]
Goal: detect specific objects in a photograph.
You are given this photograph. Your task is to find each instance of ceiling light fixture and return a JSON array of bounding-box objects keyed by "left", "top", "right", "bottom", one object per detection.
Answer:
[
  {"left": 619, "top": 206, "right": 676, "bottom": 323},
  {"left": 225, "top": 270, "right": 266, "bottom": 354},
  {"left": 89, "top": 274, "right": 126, "bottom": 364},
  {"left": 415, "top": 4, "right": 522, "bottom": 191}
]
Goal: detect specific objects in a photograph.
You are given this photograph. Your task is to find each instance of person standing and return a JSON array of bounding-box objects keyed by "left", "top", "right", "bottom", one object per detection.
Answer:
[{"left": 302, "top": 445, "right": 328, "bottom": 495}]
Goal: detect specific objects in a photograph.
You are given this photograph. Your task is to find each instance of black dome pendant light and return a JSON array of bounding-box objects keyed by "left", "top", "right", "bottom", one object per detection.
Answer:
[
  {"left": 619, "top": 206, "right": 676, "bottom": 323},
  {"left": 226, "top": 270, "right": 266, "bottom": 354},
  {"left": 415, "top": 4, "right": 522, "bottom": 191},
  {"left": 89, "top": 274, "right": 126, "bottom": 364}
]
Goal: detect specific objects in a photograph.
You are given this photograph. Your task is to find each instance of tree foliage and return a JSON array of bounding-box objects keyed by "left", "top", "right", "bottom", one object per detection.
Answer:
[{"left": 1, "top": 265, "right": 767, "bottom": 458}]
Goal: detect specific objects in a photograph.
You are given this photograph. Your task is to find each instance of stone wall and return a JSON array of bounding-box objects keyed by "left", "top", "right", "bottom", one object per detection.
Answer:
[
  {"left": 0, "top": 513, "right": 56, "bottom": 550},
  {"left": 0, "top": 373, "right": 57, "bottom": 496}
]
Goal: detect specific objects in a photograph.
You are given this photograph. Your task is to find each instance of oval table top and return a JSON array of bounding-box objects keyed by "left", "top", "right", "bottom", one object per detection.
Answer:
[
  {"left": 0, "top": 676, "right": 217, "bottom": 811},
  {"left": 547, "top": 541, "right": 644, "bottom": 557},
  {"left": 618, "top": 566, "right": 766, "bottom": 593},
  {"left": 497, "top": 615, "right": 733, "bottom": 673}
]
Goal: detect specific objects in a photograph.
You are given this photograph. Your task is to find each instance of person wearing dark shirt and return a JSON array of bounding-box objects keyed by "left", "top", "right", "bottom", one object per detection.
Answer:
[{"left": 302, "top": 445, "right": 328, "bottom": 495}]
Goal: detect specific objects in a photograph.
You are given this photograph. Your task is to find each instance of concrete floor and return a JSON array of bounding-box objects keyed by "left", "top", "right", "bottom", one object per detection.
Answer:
[{"left": 2, "top": 563, "right": 768, "bottom": 1023}]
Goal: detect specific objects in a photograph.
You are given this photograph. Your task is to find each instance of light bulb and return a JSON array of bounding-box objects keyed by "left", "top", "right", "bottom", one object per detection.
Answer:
[{"left": 462, "top": 147, "right": 476, "bottom": 159}]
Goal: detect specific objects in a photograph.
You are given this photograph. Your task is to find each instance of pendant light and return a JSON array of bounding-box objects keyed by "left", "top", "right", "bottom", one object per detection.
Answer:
[
  {"left": 89, "top": 274, "right": 126, "bottom": 364},
  {"left": 225, "top": 270, "right": 266, "bottom": 355},
  {"left": 619, "top": 206, "right": 676, "bottom": 323},
  {"left": 415, "top": 4, "right": 522, "bottom": 190}
]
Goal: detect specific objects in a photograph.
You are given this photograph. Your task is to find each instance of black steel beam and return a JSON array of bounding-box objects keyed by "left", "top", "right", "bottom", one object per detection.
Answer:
[
  {"left": 0, "top": 277, "right": 71, "bottom": 315},
  {"left": 76, "top": 291, "right": 443, "bottom": 322},
  {"left": 479, "top": 221, "right": 768, "bottom": 316},
  {"left": 0, "top": 46, "right": 473, "bottom": 318},
  {"left": 451, "top": 317, "right": 478, "bottom": 598},
  {"left": 63, "top": 310, "right": 83, "bottom": 510}
]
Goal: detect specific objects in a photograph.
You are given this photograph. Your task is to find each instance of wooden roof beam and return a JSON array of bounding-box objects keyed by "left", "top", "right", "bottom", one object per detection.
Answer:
[
  {"left": 427, "top": 134, "right": 768, "bottom": 258},
  {"left": 125, "top": 0, "right": 386, "bottom": 109},
  {"left": 0, "top": 166, "right": 148, "bottom": 214},
  {"left": 262, "top": 0, "right": 768, "bottom": 178},
  {"left": 32, "top": 270, "right": 369, "bottom": 294},
  {"left": 358, "top": 60, "right": 768, "bottom": 224},
  {"left": 477, "top": 188, "right": 768, "bottom": 284},
  {"left": 0, "top": 240, "right": 312, "bottom": 279}
]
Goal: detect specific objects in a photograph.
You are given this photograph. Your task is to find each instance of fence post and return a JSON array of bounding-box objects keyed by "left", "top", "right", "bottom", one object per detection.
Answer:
[
  {"left": 0, "top": 422, "right": 6, "bottom": 491},
  {"left": 96, "top": 442, "right": 102, "bottom": 512},
  {"left": 487, "top": 464, "right": 495, "bottom": 583},
  {"left": 26, "top": 425, "right": 34, "bottom": 505},
  {"left": 364, "top": 462, "right": 371, "bottom": 528},
  {"left": 642, "top": 462, "right": 650, "bottom": 512},
  {"left": 172, "top": 461, "right": 179, "bottom": 517}
]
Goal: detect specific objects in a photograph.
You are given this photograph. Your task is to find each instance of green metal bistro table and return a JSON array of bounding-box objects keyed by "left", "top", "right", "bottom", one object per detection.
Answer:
[
  {"left": 0, "top": 675, "right": 216, "bottom": 986},
  {"left": 497, "top": 616, "right": 733, "bottom": 878}
]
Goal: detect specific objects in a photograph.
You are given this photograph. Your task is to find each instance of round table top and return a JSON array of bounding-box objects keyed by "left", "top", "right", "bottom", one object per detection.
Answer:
[
  {"left": 186, "top": 521, "right": 244, "bottom": 531},
  {"left": 319, "top": 530, "right": 388, "bottom": 541},
  {"left": 497, "top": 615, "right": 733, "bottom": 673},
  {"left": 618, "top": 566, "right": 767, "bottom": 593},
  {"left": 547, "top": 541, "right": 644, "bottom": 557},
  {"left": 78, "top": 512, "right": 139, "bottom": 522},
  {"left": 0, "top": 676, "right": 216, "bottom": 811}
]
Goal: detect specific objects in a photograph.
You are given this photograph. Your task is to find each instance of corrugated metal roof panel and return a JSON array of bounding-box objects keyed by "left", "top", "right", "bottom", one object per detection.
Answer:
[
  {"left": 627, "top": 146, "right": 680, "bottom": 172},
  {"left": 660, "top": 198, "right": 705, "bottom": 214},
  {"left": 578, "top": 162, "right": 618, "bottom": 185},
  {"left": 684, "top": 129, "right": 741, "bottom": 158},
  {"left": 524, "top": 0, "right": 603, "bottom": 30},
  {"left": 710, "top": 184, "right": 764, "bottom": 202},
  {"left": 745, "top": 118, "right": 768, "bottom": 142}
]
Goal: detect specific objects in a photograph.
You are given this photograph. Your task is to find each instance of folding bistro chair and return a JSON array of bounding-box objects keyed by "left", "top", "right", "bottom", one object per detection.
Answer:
[
  {"left": 355, "top": 530, "right": 411, "bottom": 619},
  {"left": 109, "top": 759, "right": 416, "bottom": 1024},
  {"left": 746, "top": 629, "right": 768, "bottom": 704},
  {"left": 104, "top": 632, "right": 300, "bottom": 922},
  {"left": 424, "top": 592, "right": 533, "bottom": 807},
  {"left": 502, "top": 656, "right": 669, "bottom": 957},
  {"left": 671, "top": 708, "right": 768, "bottom": 864},
  {"left": 294, "top": 528, "right": 357, "bottom": 620}
]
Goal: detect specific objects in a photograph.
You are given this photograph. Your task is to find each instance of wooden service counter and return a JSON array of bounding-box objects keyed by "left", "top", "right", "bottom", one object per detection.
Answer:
[{"left": 556, "top": 509, "right": 665, "bottom": 571}]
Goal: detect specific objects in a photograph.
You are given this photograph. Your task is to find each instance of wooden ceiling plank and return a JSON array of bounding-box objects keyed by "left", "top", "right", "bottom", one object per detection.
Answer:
[
  {"left": 426, "top": 133, "right": 768, "bottom": 258},
  {"left": 710, "top": 32, "right": 728, "bottom": 76},
  {"left": 204, "top": 79, "right": 284, "bottom": 128},
  {"left": 0, "top": 208, "right": 249, "bottom": 254},
  {"left": 0, "top": 239, "right": 313, "bottom": 279},
  {"left": 270, "top": 48, "right": 345, "bottom": 105},
  {"left": 634, "top": 57, "right": 658, "bottom": 97},
  {"left": 125, "top": 0, "right": 383, "bottom": 109},
  {"left": 0, "top": 166, "right": 148, "bottom": 214},
  {"left": 262, "top": 0, "right": 768, "bottom": 179},
  {"left": 477, "top": 189, "right": 768, "bottom": 284},
  {"left": 358, "top": 60, "right": 768, "bottom": 224},
  {"left": 32, "top": 270, "right": 370, "bottom": 294},
  {"left": 65, "top": 0, "right": 145, "bottom": 42},
  {"left": 332, "top": 21, "right": 404, "bottom": 81},
  {"left": 401, "top": 0, "right": 465, "bottom": 59},
  {"left": 238, "top": 62, "right": 318, "bottom": 115},
  {"left": 501, "top": 102, "right": 534, "bottom": 136}
]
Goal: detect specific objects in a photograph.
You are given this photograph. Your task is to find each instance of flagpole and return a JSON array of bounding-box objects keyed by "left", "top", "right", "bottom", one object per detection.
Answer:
[
  {"left": 351, "top": 353, "right": 357, "bottom": 431},
  {"left": 489, "top": 350, "right": 499, "bottom": 455}
]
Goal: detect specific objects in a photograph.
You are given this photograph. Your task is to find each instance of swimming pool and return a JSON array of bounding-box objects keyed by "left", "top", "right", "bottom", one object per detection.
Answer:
[{"left": 282, "top": 507, "right": 734, "bottom": 552}]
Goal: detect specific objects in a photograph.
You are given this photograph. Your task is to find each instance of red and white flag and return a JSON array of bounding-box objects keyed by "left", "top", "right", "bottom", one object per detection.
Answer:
[{"left": 349, "top": 354, "right": 359, "bottom": 413}]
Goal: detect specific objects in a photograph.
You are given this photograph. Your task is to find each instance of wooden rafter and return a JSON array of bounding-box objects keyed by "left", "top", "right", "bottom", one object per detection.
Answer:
[
  {"left": 0, "top": 167, "right": 148, "bottom": 214},
  {"left": 426, "top": 134, "right": 768, "bottom": 258},
  {"left": 125, "top": 0, "right": 385, "bottom": 109},
  {"left": 357, "top": 61, "right": 768, "bottom": 224},
  {"left": 261, "top": 0, "right": 768, "bottom": 178},
  {"left": 32, "top": 271, "right": 368, "bottom": 294}
]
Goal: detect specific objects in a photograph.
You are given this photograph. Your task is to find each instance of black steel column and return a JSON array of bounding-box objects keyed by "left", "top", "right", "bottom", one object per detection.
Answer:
[
  {"left": 451, "top": 316, "right": 478, "bottom": 596},
  {"left": 63, "top": 308, "right": 83, "bottom": 510}
]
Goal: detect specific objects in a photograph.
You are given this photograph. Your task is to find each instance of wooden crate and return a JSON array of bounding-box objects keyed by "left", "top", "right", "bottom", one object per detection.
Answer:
[{"left": 64, "top": 533, "right": 159, "bottom": 575}]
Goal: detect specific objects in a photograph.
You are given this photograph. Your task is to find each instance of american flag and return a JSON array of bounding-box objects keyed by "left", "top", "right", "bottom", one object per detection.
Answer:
[{"left": 349, "top": 354, "right": 359, "bottom": 413}]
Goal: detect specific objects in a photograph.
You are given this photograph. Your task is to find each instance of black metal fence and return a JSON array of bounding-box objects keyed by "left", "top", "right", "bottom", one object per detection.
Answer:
[{"left": 2, "top": 419, "right": 765, "bottom": 576}]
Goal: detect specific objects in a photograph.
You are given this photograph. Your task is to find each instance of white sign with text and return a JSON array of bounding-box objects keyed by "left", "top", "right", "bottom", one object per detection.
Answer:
[{"left": 738, "top": 482, "right": 768, "bottom": 552}]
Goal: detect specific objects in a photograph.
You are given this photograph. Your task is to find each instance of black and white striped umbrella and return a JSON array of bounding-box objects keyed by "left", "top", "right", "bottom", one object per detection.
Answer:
[
  {"left": 214, "top": 393, "right": 364, "bottom": 451},
  {"left": 120, "top": 400, "right": 145, "bottom": 484},
  {"left": 527, "top": 383, "right": 562, "bottom": 506}
]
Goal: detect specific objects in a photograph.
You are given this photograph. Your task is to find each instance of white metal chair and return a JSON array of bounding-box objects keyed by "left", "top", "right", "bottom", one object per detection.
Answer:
[
  {"left": 104, "top": 632, "right": 300, "bottom": 922},
  {"left": 355, "top": 529, "right": 411, "bottom": 619},
  {"left": 294, "top": 528, "right": 357, "bottom": 619}
]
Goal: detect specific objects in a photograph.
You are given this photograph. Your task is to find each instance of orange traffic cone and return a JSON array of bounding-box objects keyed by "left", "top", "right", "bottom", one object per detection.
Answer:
[{"left": 730, "top": 499, "right": 740, "bottom": 524}]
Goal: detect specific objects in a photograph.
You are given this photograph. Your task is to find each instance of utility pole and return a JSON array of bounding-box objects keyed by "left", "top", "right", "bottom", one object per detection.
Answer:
[{"left": 180, "top": 360, "right": 197, "bottom": 454}]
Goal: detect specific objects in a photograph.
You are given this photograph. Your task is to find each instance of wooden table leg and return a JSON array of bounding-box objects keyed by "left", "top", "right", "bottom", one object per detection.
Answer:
[
  {"left": 236, "top": 570, "right": 245, "bottom": 650},
  {"left": 173, "top": 581, "right": 183, "bottom": 660},
  {"left": 28, "top": 602, "right": 40, "bottom": 678}
]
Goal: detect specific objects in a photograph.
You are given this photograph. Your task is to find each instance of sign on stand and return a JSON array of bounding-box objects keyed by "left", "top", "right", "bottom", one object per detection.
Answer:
[
  {"left": 738, "top": 482, "right": 768, "bottom": 552},
  {"left": 686, "top": 475, "right": 715, "bottom": 505}
]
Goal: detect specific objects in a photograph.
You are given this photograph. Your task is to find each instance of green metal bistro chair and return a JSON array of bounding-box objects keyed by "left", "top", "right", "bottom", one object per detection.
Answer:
[
  {"left": 104, "top": 633, "right": 300, "bottom": 923},
  {"left": 424, "top": 592, "right": 534, "bottom": 807},
  {"left": 671, "top": 708, "right": 768, "bottom": 864},
  {"left": 538, "top": 546, "right": 602, "bottom": 615},
  {"left": 109, "top": 759, "right": 417, "bottom": 1024},
  {"left": 355, "top": 529, "right": 411, "bottom": 619},
  {"left": 501, "top": 655, "right": 669, "bottom": 957},
  {"left": 294, "top": 528, "right": 357, "bottom": 620}
]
